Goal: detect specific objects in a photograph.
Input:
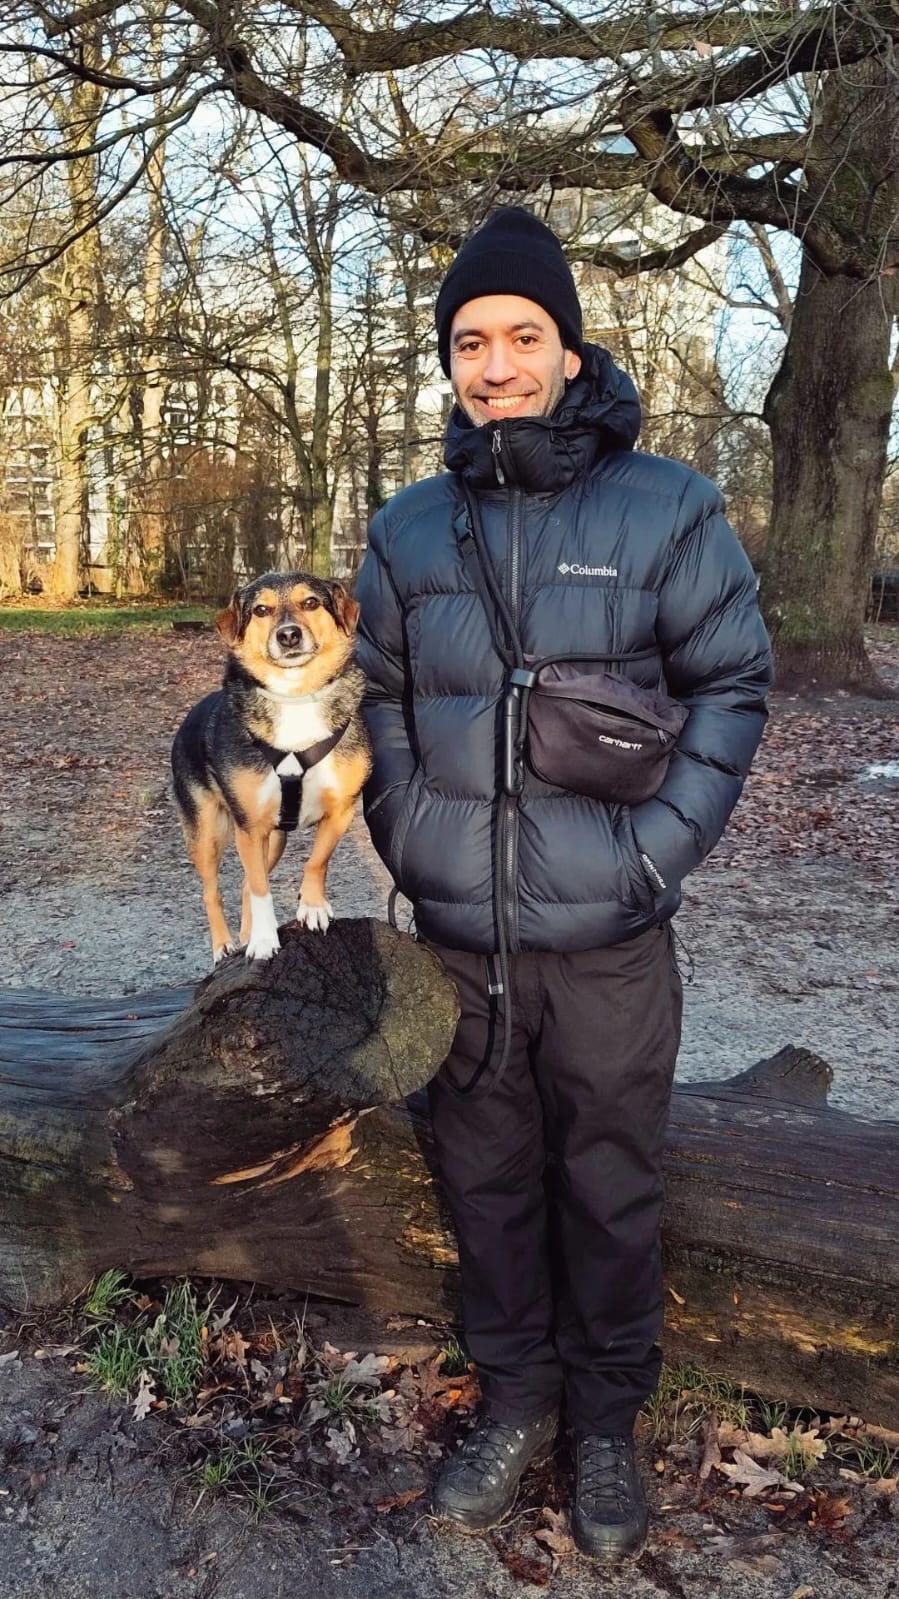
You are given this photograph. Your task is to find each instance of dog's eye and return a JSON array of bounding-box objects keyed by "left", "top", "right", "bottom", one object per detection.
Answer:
[
  {"left": 252, "top": 603, "right": 272, "bottom": 617},
  {"left": 300, "top": 596, "right": 320, "bottom": 611}
]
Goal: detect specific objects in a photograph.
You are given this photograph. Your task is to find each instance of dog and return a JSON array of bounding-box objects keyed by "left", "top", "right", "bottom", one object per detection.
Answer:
[{"left": 171, "top": 570, "right": 371, "bottom": 964}]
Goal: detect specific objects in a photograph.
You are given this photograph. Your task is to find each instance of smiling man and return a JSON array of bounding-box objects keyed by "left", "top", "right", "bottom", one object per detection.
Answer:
[{"left": 355, "top": 208, "right": 772, "bottom": 1564}]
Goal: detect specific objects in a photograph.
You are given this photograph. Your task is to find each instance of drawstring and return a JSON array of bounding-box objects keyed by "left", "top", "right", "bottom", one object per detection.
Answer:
[{"left": 671, "top": 924, "right": 695, "bottom": 984}]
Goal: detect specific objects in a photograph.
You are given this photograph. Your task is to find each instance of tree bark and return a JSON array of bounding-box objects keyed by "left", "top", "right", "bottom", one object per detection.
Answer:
[
  {"left": 0, "top": 925, "right": 896, "bottom": 1426},
  {"left": 45, "top": 49, "right": 105, "bottom": 602},
  {"left": 761, "top": 63, "right": 899, "bottom": 694}
]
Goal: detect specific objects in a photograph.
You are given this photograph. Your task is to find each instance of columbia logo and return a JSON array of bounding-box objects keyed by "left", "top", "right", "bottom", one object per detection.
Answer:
[{"left": 558, "top": 562, "right": 618, "bottom": 577}]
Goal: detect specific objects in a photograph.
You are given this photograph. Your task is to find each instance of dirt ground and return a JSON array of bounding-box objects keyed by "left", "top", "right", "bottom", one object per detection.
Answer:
[{"left": 1, "top": 622, "right": 898, "bottom": 1599}]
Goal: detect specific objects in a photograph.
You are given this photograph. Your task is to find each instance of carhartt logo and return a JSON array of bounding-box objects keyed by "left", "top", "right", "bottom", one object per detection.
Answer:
[{"left": 557, "top": 561, "right": 618, "bottom": 577}]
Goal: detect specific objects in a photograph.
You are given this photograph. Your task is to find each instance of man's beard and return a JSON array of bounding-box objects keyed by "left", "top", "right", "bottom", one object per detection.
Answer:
[{"left": 454, "top": 360, "right": 569, "bottom": 427}]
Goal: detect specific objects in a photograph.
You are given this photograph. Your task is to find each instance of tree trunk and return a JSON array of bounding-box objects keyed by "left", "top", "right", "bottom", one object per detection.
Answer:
[
  {"left": 1, "top": 922, "right": 896, "bottom": 1425},
  {"left": 48, "top": 291, "right": 94, "bottom": 601},
  {"left": 761, "top": 63, "right": 899, "bottom": 694},
  {"left": 45, "top": 58, "right": 105, "bottom": 602},
  {"left": 131, "top": 136, "right": 168, "bottom": 594},
  {"left": 762, "top": 262, "right": 898, "bottom": 691}
]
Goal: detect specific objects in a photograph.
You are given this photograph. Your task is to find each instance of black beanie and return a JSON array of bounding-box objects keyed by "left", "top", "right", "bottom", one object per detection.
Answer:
[{"left": 435, "top": 207, "right": 583, "bottom": 377}]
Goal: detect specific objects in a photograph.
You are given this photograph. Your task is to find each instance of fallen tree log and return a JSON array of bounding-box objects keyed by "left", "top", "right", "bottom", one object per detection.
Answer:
[{"left": 0, "top": 917, "right": 896, "bottom": 1426}]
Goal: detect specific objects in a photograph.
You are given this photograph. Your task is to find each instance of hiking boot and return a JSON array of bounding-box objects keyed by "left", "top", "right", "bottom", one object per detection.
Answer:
[
  {"left": 433, "top": 1412, "right": 558, "bottom": 1531},
  {"left": 571, "top": 1433, "right": 648, "bottom": 1563}
]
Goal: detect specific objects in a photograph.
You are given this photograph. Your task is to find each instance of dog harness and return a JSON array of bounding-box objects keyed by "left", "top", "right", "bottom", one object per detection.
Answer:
[{"left": 251, "top": 722, "right": 350, "bottom": 832}]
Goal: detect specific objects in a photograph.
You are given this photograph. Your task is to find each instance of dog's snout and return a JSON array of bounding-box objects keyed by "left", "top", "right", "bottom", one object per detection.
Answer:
[{"left": 275, "top": 623, "right": 304, "bottom": 650}]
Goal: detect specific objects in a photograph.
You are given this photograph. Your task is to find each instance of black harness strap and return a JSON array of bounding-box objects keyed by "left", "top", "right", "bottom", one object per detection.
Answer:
[{"left": 252, "top": 720, "right": 350, "bottom": 832}]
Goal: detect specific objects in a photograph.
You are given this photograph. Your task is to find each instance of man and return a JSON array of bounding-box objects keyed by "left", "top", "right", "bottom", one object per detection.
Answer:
[{"left": 354, "top": 207, "right": 772, "bottom": 1564}]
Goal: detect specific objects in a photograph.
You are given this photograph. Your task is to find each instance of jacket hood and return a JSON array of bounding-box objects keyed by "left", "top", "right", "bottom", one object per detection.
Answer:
[{"left": 443, "top": 342, "right": 641, "bottom": 492}]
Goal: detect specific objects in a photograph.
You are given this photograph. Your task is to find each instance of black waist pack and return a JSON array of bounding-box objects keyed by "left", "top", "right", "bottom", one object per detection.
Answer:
[
  {"left": 524, "top": 659, "right": 688, "bottom": 805},
  {"left": 456, "top": 478, "right": 687, "bottom": 805}
]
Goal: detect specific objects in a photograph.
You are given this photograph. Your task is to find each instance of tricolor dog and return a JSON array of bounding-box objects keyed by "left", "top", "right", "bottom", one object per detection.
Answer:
[{"left": 171, "top": 571, "right": 371, "bottom": 963}]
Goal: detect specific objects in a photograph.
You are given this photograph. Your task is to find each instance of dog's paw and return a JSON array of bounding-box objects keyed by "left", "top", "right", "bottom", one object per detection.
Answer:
[
  {"left": 213, "top": 942, "right": 237, "bottom": 967},
  {"left": 245, "top": 929, "right": 281, "bottom": 961},
  {"left": 296, "top": 898, "right": 333, "bottom": 933}
]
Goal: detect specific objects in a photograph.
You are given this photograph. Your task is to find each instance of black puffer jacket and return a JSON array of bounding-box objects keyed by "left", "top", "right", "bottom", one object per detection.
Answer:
[{"left": 355, "top": 345, "right": 773, "bottom": 953}]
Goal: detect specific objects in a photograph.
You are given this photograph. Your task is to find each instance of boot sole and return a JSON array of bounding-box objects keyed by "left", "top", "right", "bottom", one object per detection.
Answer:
[
  {"left": 572, "top": 1514, "right": 648, "bottom": 1564},
  {"left": 432, "top": 1439, "right": 557, "bottom": 1533}
]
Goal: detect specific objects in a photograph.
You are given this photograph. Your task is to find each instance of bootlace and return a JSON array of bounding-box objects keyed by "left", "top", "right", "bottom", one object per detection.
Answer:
[
  {"left": 449, "top": 1422, "right": 530, "bottom": 1487},
  {"left": 577, "top": 1435, "right": 632, "bottom": 1509}
]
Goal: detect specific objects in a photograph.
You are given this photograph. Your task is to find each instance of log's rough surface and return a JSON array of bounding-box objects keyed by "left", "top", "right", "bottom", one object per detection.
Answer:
[{"left": 0, "top": 922, "right": 896, "bottom": 1426}]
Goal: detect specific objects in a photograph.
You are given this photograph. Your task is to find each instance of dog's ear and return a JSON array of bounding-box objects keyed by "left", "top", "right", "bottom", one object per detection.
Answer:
[
  {"left": 329, "top": 582, "right": 360, "bottom": 635},
  {"left": 215, "top": 592, "right": 243, "bottom": 644}
]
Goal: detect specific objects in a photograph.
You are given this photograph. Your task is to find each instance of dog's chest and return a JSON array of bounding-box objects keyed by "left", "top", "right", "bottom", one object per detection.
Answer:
[{"left": 267, "top": 696, "right": 331, "bottom": 754}]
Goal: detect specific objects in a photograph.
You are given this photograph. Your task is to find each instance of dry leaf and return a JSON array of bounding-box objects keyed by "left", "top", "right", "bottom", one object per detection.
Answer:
[
  {"left": 769, "top": 1424, "right": 827, "bottom": 1467},
  {"left": 692, "top": 36, "right": 714, "bottom": 57},
  {"left": 374, "top": 1487, "right": 425, "bottom": 1513},
  {"left": 132, "top": 1369, "right": 155, "bottom": 1421},
  {"left": 811, "top": 1492, "right": 853, "bottom": 1528},
  {"left": 533, "top": 1506, "right": 576, "bottom": 1567},
  {"left": 788, "top": 1587, "right": 816, "bottom": 1599},
  {"left": 718, "top": 1449, "right": 800, "bottom": 1498},
  {"left": 210, "top": 1296, "right": 238, "bottom": 1334},
  {"left": 717, "top": 1421, "right": 778, "bottom": 1459},
  {"left": 341, "top": 1352, "right": 391, "bottom": 1388},
  {"left": 839, "top": 1468, "right": 897, "bottom": 1496},
  {"left": 492, "top": 1544, "right": 551, "bottom": 1586}
]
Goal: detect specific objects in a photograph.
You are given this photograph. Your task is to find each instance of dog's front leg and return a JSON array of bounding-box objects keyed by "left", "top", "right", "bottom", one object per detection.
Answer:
[
  {"left": 240, "top": 828, "right": 287, "bottom": 946},
  {"left": 297, "top": 794, "right": 356, "bottom": 932},
  {"left": 233, "top": 826, "right": 280, "bottom": 961}
]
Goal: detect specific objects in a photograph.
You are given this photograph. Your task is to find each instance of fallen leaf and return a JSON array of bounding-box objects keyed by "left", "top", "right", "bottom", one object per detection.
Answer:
[
  {"left": 210, "top": 1295, "right": 239, "bottom": 1334},
  {"left": 718, "top": 1449, "right": 800, "bottom": 1498},
  {"left": 533, "top": 1506, "right": 576, "bottom": 1566},
  {"left": 133, "top": 1369, "right": 155, "bottom": 1420},
  {"left": 811, "top": 1492, "right": 853, "bottom": 1528},
  {"left": 788, "top": 1587, "right": 816, "bottom": 1599},
  {"left": 374, "top": 1487, "right": 425, "bottom": 1513},
  {"left": 491, "top": 1542, "right": 551, "bottom": 1586},
  {"left": 769, "top": 1424, "right": 827, "bottom": 1467},
  {"left": 839, "top": 1469, "right": 897, "bottom": 1496},
  {"left": 341, "top": 1352, "right": 391, "bottom": 1388}
]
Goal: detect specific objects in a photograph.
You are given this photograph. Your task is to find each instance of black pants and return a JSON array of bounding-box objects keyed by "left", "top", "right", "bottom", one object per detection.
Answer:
[{"left": 427, "top": 925, "right": 683, "bottom": 1436}]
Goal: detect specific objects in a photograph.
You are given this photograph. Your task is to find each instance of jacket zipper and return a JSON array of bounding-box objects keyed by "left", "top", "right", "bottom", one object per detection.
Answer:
[
  {"left": 504, "top": 485, "right": 523, "bottom": 952},
  {"left": 492, "top": 427, "right": 506, "bottom": 485}
]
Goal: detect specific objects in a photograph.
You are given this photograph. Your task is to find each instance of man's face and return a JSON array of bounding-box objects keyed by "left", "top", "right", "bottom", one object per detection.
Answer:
[{"left": 450, "top": 294, "right": 582, "bottom": 427}]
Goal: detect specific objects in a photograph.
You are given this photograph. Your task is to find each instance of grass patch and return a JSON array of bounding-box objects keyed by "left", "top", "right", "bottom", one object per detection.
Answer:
[
  {"left": 85, "top": 1275, "right": 214, "bottom": 1402},
  {"left": 81, "top": 1267, "right": 134, "bottom": 1324},
  {"left": 438, "top": 1334, "right": 469, "bottom": 1377},
  {"left": 0, "top": 603, "right": 214, "bottom": 635},
  {"left": 643, "top": 1361, "right": 751, "bottom": 1442}
]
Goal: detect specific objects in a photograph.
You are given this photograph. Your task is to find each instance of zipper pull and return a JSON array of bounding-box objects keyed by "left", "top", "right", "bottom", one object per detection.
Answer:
[{"left": 492, "top": 428, "right": 506, "bottom": 485}]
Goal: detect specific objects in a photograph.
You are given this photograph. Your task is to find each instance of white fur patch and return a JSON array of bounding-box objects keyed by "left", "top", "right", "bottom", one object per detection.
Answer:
[
  {"left": 267, "top": 696, "right": 331, "bottom": 755},
  {"left": 297, "top": 897, "right": 333, "bottom": 933},
  {"left": 275, "top": 752, "right": 303, "bottom": 776},
  {"left": 245, "top": 892, "right": 280, "bottom": 961}
]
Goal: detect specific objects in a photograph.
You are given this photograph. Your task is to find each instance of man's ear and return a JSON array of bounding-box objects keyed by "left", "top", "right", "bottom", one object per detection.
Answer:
[
  {"left": 329, "top": 582, "right": 360, "bottom": 635},
  {"left": 564, "top": 348, "right": 582, "bottom": 382},
  {"left": 215, "top": 593, "right": 242, "bottom": 644}
]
